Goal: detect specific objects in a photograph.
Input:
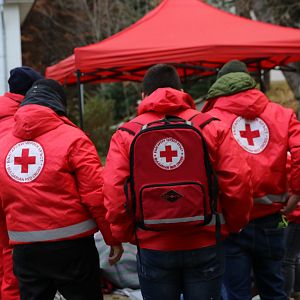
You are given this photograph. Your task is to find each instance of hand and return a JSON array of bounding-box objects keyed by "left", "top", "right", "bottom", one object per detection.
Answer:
[
  {"left": 108, "top": 244, "right": 124, "bottom": 265},
  {"left": 281, "top": 194, "right": 300, "bottom": 215}
]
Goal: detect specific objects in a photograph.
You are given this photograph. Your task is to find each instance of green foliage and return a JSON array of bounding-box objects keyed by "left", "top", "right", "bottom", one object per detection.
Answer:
[
  {"left": 99, "top": 82, "right": 141, "bottom": 121},
  {"left": 83, "top": 92, "right": 115, "bottom": 156},
  {"left": 182, "top": 76, "right": 217, "bottom": 101}
]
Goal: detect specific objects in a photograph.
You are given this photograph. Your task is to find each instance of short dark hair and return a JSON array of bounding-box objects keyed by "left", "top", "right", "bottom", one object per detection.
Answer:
[{"left": 142, "top": 64, "right": 182, "bottom": 96}]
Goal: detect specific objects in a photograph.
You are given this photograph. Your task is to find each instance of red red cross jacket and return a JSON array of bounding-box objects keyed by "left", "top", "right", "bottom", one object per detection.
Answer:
[
  {"left": 0, "top": 92, "right": 25, "bottom": 300},
  {"left": 103, "top": 88, "right": 253, "bottom": 251},
  {"left": 203, "top": 88, "right": 300, "bottom": 220},
  {"left": 286, "top": 154, "right": 300, "bottom": 223},
  {"left": 0, "top": 92, "right": 24, "bottom": 248},
  {"left": 0, "top": 104, "right": 119, "bottom": 247}
]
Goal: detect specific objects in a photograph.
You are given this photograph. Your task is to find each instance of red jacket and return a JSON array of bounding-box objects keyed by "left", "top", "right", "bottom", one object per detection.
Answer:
[
  {"left": 286, "top": 154, "right": 300, "bottom": 223},
  {"left": 0, "top": 93, "right": 24, "bottom": 248},
  {"left": 0, "top": 92, "right": 24, "bottom": 300},
  {"left": 103, "top": 88, "right": 253, "bottom": 251},
  {"left": 0, "top": 92, "right": 23, "bottom": 123},
  {"left": 203, "top": 88, "right": 300, "bottom": 220},
  {"left": 0, "top": 104, "right": 118, "bottom": 246}
]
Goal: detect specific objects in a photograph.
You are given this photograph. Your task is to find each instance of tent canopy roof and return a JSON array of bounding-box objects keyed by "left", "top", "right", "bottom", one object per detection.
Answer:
[{"left": 46, "top": 0, "right": 300, "bottom": 85}]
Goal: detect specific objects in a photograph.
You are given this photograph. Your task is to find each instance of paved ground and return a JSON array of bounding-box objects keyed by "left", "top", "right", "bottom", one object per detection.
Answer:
[{"left": 104, "top": 295, "right": 129, "bottom": 300}]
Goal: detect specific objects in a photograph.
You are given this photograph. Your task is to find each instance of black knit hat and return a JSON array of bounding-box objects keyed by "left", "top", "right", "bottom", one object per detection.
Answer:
[
  {"left": 33, "top": 79, "right": 67, "bottom": 106},
  {"left": 8, "top": 66, "right": 43, "bottom": 95},
  {"left": 217, "top": 60, "right": 249, "bottom": 79}
]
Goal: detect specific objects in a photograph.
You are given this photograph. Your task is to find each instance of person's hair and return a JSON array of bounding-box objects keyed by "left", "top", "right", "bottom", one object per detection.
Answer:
[{"left": 142, "top": 64, "right": 182, "bottom": 96}]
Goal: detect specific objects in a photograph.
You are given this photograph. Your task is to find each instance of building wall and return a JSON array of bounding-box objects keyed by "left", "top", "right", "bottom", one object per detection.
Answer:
[{"left": 0, "top": 0, "right": 33, "bottom": 94}]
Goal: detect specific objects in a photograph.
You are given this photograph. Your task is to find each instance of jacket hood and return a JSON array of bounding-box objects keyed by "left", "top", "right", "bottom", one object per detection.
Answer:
[
  {"left": 0, "top": 92, "right": 24, "bottom": 120},
  {"left": 206, "top": 72, "right": 257, "bottom": 100},
  {"left": 13, "top": 104, "right": 65, "bottom": 140},
  {"left": 138, "top": 88, "right": 195, "bottom": 115},
  {"left": 212, "top": 89, "right": 269, "bottom": 119}
]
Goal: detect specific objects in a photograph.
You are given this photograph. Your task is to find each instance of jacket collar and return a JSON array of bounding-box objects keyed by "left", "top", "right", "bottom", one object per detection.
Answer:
[
  {"left": 208, "top": 89, "right": 269, "bottom": 119},
  {"left": 138, "top": 88, "right": 195, "bottom": 115}
]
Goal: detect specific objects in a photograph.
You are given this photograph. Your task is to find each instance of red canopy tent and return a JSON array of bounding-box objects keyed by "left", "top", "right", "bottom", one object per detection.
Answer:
[{"left": 46, "top": 0, "right": 300, "bottom": 85}]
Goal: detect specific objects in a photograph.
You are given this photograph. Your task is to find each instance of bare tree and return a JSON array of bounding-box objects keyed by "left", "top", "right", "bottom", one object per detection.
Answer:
[
  {"left": 205, "top": 0, "right": 300, "bottom": 99},
  {"left": 21, "top": 0, "right": 159, "bottom": 71}
]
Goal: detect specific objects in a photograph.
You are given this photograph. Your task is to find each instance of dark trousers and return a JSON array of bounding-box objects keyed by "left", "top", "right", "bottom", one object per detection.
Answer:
[
  {"left": 283, "top": 222, "right": 300, "bottom": 297},
  {"left": 13, "top": 236, "right": 102, "bottom": 300},
  {"left": 223, "top": 213, "right": 287, "bottom": 300},
  {"left": 137, "top": 246, "right": 224, "bottom": 300}
]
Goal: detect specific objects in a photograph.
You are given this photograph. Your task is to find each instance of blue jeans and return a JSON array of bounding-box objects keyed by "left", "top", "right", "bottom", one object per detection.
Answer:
[
  {"left": 283, "top": 222, "right": 300, "bottom": 297},
  {"left": 137, "top": 246, "right": 224, "bottom": 300},
  {"left": 223, "top": 213, "right": 287, "bottom": 300}
]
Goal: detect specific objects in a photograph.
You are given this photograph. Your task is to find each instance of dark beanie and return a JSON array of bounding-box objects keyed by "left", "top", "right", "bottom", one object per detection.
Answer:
[
  {"left": 8, "top": 66, "right": 44, "bottom": 95},
  {"left": 217, "top": 60, "right": 249, "bottom": 79}
]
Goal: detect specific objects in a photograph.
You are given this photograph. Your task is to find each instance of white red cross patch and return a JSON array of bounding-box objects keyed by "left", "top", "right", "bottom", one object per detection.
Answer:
[
  {"left": 6, "top": 141, "right": 45, "bottom": 183},
  {"left": 153, "top": 137, "right": 185, "bottom": 170},
  {"left": 232, "top": 117, "right": 269, "bottom": 154}
]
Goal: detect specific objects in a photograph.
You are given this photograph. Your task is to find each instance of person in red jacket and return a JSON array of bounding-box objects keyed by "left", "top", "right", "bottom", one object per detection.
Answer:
[
  {"left": 0, "top": 66, "right": 43, "bottom": 300},
  {"left": 283, "top": 154, "right": 300, "bottom": 300},
  {"left": 203, "top": 60, "right": 300, "bottom": 300},
  {"left": 0, "top": 79, "right": 123, "bottom": 300},
  {"left": 103, "top": 64, "right": 253, "bottom": 300}
]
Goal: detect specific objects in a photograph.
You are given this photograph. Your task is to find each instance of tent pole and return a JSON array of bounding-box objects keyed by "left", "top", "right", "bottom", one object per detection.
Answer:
[
  {"left": 76, "top": 70, "right": 84, "bottom": 130},
  {"left": 257, "top": 63, "right": 265, "bottom": 93}
]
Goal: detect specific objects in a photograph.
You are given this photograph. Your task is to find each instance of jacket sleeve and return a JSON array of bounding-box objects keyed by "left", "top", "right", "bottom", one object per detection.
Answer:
[
  {"left": 288, "top": 113, "right": 300, "bottom": 195},
  {"left": 0, "top": 207, "right": 9, "bottom": 248},
  {"left": 103, "top": 130, "right": 135, "bottom": 243},
  {"left": 68, "top": 136, "right": 119, "bottom": 246},
  {"left": 202, "top": 120, "right": 253, "bottom": 233}
]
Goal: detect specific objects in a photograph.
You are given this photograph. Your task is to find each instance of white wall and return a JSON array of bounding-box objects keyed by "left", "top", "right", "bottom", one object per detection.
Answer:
[
  {"left": 0, "top": 1, "right": 33, "bottom": 95},
  {"left": 3, "top": 3, "right": 22, "bottom": 80}
]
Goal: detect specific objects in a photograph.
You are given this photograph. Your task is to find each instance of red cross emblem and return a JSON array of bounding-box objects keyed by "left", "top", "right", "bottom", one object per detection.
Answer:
[
  {"left": 14, "top": 148, "right": 36, "bottom": 173},
  {"left": 160, "top": 145, "right": 178, "bottom": 162},
  {"left": 153, "top": 138, "right": 185, "bottom": 170},
  {"left": 239, "top": 124, "right": 260, "bottom": 146},
  {"left": 6, "top": 141, "right": 44, "bottom": 183}
]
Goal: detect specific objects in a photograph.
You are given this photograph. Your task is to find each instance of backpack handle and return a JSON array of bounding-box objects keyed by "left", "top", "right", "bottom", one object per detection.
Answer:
[{"left": 142, "top": 115, "right": 192, "bottom": 130}]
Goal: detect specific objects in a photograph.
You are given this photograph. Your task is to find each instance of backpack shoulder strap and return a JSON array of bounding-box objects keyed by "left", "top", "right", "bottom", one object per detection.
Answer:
[
  {"left": 189, "top": 113, "right": 219, "bottom": 129},
  {"left": 118, "top": 121, "right": 143, "bottom": 136}
]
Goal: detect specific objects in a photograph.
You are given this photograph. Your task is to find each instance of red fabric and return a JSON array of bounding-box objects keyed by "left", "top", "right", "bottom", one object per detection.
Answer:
[
  {"left": 203, "top": 88, "right": 300, "bottom": 220},
  {"left": 103, "top": 88, "right": 253, "bottom": 251},
  {"left": 0, "top": 105, "right": 118, "bottom": 246},
  {"left": 0, "top": 92, "right": 24, "bottom": 299},
  {"left": 286, "top": 154, "right": 300, "bottom": 223},
  {"left": 47, "top": 0, "right": 300, "bottom": 84}
]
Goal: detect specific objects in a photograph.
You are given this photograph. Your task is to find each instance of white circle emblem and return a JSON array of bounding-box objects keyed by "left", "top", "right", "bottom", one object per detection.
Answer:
[
  {"left": 6, "top": 141, "right": 45, "bottom": 183},
  {"left": 232, "top": 117, "right": 269, "bottom": 154},
  {"left": 153, "top": 137, "right": 185, "bottom": 170}
]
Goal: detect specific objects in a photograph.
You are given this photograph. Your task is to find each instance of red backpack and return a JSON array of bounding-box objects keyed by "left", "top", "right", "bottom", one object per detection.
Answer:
[{"left": 119, "top": 114, "right": 218, "bottom": 231}]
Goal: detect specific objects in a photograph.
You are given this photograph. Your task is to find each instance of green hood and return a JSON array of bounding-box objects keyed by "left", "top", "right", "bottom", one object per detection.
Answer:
[{"left": 206, "top": 72, "right": 257, "bottom": 100}]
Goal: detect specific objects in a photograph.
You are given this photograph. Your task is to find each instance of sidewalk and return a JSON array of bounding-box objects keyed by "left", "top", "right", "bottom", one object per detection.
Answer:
[{"left": 104, "top": 295, "right": 129, "bottom": 300}]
